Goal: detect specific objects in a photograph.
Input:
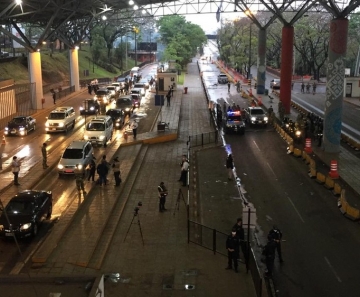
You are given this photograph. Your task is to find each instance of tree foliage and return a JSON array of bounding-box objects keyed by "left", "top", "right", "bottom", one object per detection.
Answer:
[{"left": 157, "top": 15, "right": 207, "bottom": 67}]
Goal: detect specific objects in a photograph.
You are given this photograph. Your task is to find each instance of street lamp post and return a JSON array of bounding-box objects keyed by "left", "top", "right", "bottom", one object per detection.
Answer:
[
  {"left": 248, "top": 23, "right": 252, "bottom": 80},
  {"left": 133, "top": 26, "right": 139, "bottom": 66}
]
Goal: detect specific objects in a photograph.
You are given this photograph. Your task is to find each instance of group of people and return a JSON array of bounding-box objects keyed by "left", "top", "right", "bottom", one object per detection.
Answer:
[
  {"left": 87, "top": 79, "right": 99, "bottom": 95},
  {"left": 300, "top": 81, "right": 317, "bottom": 94}
]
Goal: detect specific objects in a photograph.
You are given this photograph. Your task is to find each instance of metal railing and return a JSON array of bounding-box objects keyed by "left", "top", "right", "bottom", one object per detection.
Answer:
[{"left": 188, "top": 131, "right": 219, "bottom": 148}]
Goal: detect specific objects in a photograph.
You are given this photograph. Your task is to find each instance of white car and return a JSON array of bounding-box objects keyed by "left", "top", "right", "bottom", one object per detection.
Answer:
[
  {"left": 112, "top": 82, "right": 121, "bottom": 92},
  {"left": 106, "top": 85, "right": 117, "bottom": 98},
  {"left": 270, "top": 79, "right": 280, "bottom": 89}
]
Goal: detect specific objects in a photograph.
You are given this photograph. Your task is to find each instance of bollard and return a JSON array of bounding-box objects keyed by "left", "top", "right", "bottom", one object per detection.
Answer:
[
  {"left": 123, "top": 131, "right": 128, "bottom": 141},
  {"left": 304, "top": 138, "right": 312, "bottom": 153},
  {"left": 329, "top": 160, "right": 339, "bottom": 179},
  {"left": 258, "top": 96, "right": 262, "bottom": 106}
]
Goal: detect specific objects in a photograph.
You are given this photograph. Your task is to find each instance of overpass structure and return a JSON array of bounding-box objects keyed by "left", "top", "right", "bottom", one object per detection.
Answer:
[{"left": 0, "top": 0, "right": 359, "bottom": 153}]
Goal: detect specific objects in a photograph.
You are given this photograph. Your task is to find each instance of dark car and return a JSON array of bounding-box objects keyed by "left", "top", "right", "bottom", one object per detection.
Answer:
[
  {"left": 80, "top": 99, "right": 100, "bottom": 115},
  {"left": 94, "top": 88, "right": 111, "bottom": 105},
  {"left": 5, "top": 116, "right": 36, "bottom": 136},
  {"left": 130, "top": 93, "right": 141, "bottom": 108},
  {"left": 106, "top": 109, "right": 126, "bottom": 129},
  {"left": 0, "top": 190, "right": 52, "bottom": 238},
  {"left": 218, "top": 73, "right": 229, "bottom": 84},
  {"left": 116, "top": 96, "right": 134, "bottom": 115},
  {"left": 223, "top": 109, "right": 245, "bottom": 135}
]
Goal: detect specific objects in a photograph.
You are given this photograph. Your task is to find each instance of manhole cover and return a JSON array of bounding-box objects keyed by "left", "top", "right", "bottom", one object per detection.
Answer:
[
  {"left": 163, "top": 284, "right": 173, "bottom": 290},
  {"left": 185, "top": 284, "right": 195, "bottom": 290}
]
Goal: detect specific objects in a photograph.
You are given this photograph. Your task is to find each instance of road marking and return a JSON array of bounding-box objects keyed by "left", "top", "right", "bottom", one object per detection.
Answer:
[
  {"left": 286, "top": 196, "right": 305, "bottom": 223},
  {"left": 266, "top": 162, "right": 277, "bottom": 179},
  {"left": 324, "top": 257, "right": 342, "bottom": 283},
  {"left": 252, "top": 140, "right": 261, "bottom": 151}
]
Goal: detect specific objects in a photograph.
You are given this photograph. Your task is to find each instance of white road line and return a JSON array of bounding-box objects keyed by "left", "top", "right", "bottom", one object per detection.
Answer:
[
  {"left": 266, "top": 162, "right": 277, "bottom": 179},
  {"left": 286, "top": 196, "right": 305, "bottom": 223},
  {"left": 324, "top": 256, "right": 342, "bottom": 283},
  {"left": 252, "top": 140, "right": 261, "bottom": 151}
]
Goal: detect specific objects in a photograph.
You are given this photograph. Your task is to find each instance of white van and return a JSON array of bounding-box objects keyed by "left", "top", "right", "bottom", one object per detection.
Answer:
[
  {"left": 84, "top": 116, "right": 113, "bottom": 147},
  {"left": 130, "top": 67, "right": 140, "bottom": 75},
  {"left": 45, "top": 107, "right": 76, "bottom": 133}
]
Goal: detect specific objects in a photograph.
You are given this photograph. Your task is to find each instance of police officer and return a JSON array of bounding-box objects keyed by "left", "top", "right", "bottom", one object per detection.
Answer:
[
  {"left": 263, "top": 235, "right": 277, "bottom": 277},
  {"left": 226, "top": 229, "right": 240, "bottom": 273},
  {"left": 232, "top": 218, "right": 246, "bottom": 260},
  {"left": 74, "top": 164, "right": 86, "bottom": 195},
  {"left": 158, "top": 182, "right": 168, "bottom": 212},
  {"left": 41, "top": 143, "right": 49, "bottom": 169},
  {"left": 268, "top": 225, "right": 284, "bottom": 263},
  {"left": 112, "top": 156, "right": 121, "bottom": 187},
  {"left": 87, "top": 154, "right": 96, "bottom": 182}
]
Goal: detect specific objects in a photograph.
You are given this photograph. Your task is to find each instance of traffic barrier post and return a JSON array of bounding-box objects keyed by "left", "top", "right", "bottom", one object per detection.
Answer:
[
  {"left": 324, "top": 176, "right": 335, "bottom": 190},
  {"left": 315, "top": 172, "right": 326, "bottom": 184},
  {"left": 308, "top": 158, "right": 316, "bottom": 178},
  {"left": 338, "top": 189, "right": 347, "bottom": 214},
  {"left": 332, "top": 183, "right": 342, "bottom": 196},
  {"left": 302, "top": 151, "right": 307, "bottom": 161},
  {"left": 329, "top": 160, "right": 339, "bottom": 179},
  {"left": 293, "top": 148, "right": 302, "bottom": 157},
  {"left": 304, "top": 138, "right": 312, "bottom": 154}
]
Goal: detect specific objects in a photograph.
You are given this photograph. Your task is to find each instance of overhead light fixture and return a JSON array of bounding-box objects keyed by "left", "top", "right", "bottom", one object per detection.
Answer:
[
  {"left": 75, "top": 46, "right": 79, "bottom": 50},
  {"left": 102, "top": 15, "right": 107, "bottom": 20},
  {"left": 15, "top": 0, "right": 22, "bottom": 5},
  {"left": 134, "top": 5, "right": 139, "bottom": 10},
  {"left": 129, "top": 0, "right": 134, "bottom": 5},
  {"left": 142, "top": 9, "right": 146, "bottom": 14}
]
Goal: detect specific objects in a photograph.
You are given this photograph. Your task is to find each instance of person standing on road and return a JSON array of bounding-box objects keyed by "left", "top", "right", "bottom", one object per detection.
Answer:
[
  {"left": 131, "top": 120, "right": 138, "bottom": 139},
  {"left": 170, "top": 85, "right": 174, "bottom": 97},
  {"left": 41, "top": 143, "right": 49, "bottom": 169},
  {"left": 87, "top": 154, "right": 96, "bottom": 182},
  {"left": 263, "top": 235, "right": 277, "bottom": 277},
  {"left": 226, "top": 229, "right": 240, "bottom": 273},
  {"left": 97, "top": 160, "right": 109, "bottom": 186},
  {"left": 166, "top": 92, "right": 171, "bottom": 107},
  {"left": 158, "top": 182, "right": 168, "bottom": 212},
  {"left": 227, "top": 82, "right": 231, "bottom": 93},
  {"left": 87, "top": 83, "right": 92, "bottom": 95},
  {"left": 301, "top": 82, "right": 305, "bottom": 93},
  {"left": 11, "top": 156, "right": 21, "bottom": 186},
  {"left": 74, "top": 164, "right": 86, "bottom": 195},
  {"left": 226, "top": 154, "right": 234, "bottom": 181},
  {"left": 312, "top": 81, "right": 317, "bottom": 95},
  {"left": 180, "top": 155, "right": 189, "bottom": 186},
  {"left": 112, "top": 156, "right": 121, "bottom": 187},
  {"left": 268, "top": 225, "right": 284, "bottom": 263},
  {"left": 52, "top": 91, "right": 56, "bottom": 104}
]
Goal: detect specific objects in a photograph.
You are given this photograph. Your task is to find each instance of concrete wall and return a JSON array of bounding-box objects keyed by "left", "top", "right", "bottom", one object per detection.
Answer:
[{"left": 344, "top": 77, "right": 360, "bottom": 97}]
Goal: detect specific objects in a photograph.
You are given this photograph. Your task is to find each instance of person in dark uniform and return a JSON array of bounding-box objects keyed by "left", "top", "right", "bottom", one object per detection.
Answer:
[
  {"left": 227, "top": 82, "right": 231, "bottom": 93},
  {"left": 268, "top": 225, "right": 284, "bottom": 263},
  {"left": 226, "top": 154, "right": 234, "bottom": 181},
  {"left": 112, "top": 156, "right": 121, "bottom": 187},
  {"left": 74, "top": 164, "right": 86, "bottom": 195},
  {"left": 232, "top": 218, "right": 246, "bottom": 260},
  {"left": 226, "top": 229, "right": 240, "bottom": 272},
  {"left": 263, "top": 235, "right": 277, "bottom": 277},
  {"left": 87, "top": 83, "right": 92, "bottom": 95},
  {"left": 157, "top": 182, "right": 168, "bottom": 212},
  {"left": 87, "top": 154, "right": 96, "bottom": 182}
]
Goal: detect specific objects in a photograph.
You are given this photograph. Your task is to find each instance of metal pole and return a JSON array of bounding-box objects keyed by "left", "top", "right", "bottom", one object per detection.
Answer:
[
  {"left": 213, "top": 229, "right": 216, "bottom": 255},
  {"left": 125, "top": 35, "right": 128, "bottom": 70},
  {"left": 135, "top": 30, "right": 137, "bottom": 66},
  {"left": 248, "top": 23, "right": 252, "bottom": 80},
  {"left": 246, "top": 207, "right": 251, "bottom": 273}
]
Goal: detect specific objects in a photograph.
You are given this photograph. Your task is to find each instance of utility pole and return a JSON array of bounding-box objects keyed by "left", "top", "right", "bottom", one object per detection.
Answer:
[{"left": 248, "top": 23, "right": 252, "bottom": 80}]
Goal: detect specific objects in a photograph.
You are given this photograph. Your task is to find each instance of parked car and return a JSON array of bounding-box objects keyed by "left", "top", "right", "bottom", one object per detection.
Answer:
[
  {"left": 106, "top": 109, "right": 126, "bottom": 129},
  {"left": 116, "top": 96, "right": 134, "bottom": 115},
  {"left": 270, "top": 79, "right": 280, "bottom": 89},
  {"left": 244, "top": 107, "right": 268, "bottom": 126},
  {"left": 218, "top": 73, "right": 229, "bottom": 84},
  {"left": 79, "top": 99, "right": 99, "bottom": 115},
  {"left": 0, "top": 51, "right": 9, "bottom": 58},
  {"left": 4, "top": 116, "right": 36, "bottom": 136},
  {"left": 58, "top": 140, "right": 94, "bottom": 175},
  {"left": 0, "top": 190, "right": 53, "bottom": 238},
  {"left": 94, "top": 88, "right": 111, "bottom": 104}
]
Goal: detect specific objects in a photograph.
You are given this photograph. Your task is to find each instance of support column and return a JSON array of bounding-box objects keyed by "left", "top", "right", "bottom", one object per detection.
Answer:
[
  {"left": 69, "top": 48, "right": 80, "bottom": 91},
  {"left": 256, "top": 28, "right": 266, "bottom": 94},
  {"left": 28, "top": 51, "right": 43, "bottom": 110},
  {"left": 323, "top": 18, "right": 348, "bottom": 153},
  {"left": 279, "top": 25, "right": 294, "bottom": 114}
]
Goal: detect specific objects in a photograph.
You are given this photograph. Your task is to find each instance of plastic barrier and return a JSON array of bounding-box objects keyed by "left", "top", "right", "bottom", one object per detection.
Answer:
[
  {"left": 338, "top": 190, "right": 348, "bottom": 214},
  {"left": 345, "top": 206, "right": 360, "bottom": 221},
  {"left": 302, "top": 151, "right": 308, "bottom": 161},
  {"left": 304, "top": 138, "right": 312, "bottom": 154},
  {"left": 305, "top": 153, "right": 311, "bottom": 165},
  {"left": 287, "top": 144, "right": 294, "bottom": 154},
  {"left": 293, "top": 148, "right": 302, "bottom": 157},
  {"left": 324, "top": 176, "right": 335, "bottom": 190},
  {"left": 329, "top": 160, "right": 339, "bottom": 179},
  {"left": 308, "top": 167, "right": 317, "bottom": 178},
  {"left": 315, "top": 172, "right": 326, "bottom": 184},
  {"left": 332, "top": 183, "right": 342, "bottom": 196}
]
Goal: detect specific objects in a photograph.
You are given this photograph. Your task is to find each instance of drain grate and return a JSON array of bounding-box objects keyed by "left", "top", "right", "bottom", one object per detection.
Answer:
[{"left": 162, "top": 284, "right": 173, "bottom": 290}]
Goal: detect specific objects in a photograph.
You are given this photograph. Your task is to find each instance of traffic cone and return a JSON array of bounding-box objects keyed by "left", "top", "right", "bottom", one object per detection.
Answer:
[
  {"left": 304, "top": 138, "right": 312, "bottom": 154},
  {"left": 329, "top": 160, "right": 339, "bottom": 179}
]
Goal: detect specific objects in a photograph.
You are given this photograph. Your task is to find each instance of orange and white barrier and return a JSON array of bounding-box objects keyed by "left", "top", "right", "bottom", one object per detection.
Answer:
[
  {"left": 304, "top": 138, "right": 312, "bottom": 154},
  {"left": 329, "top": 160, "right": 339, "bottom": 179}
]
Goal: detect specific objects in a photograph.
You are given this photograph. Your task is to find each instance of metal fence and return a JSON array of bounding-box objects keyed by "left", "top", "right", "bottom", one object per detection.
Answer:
[
  {"left": 188, "top": 131, "right": 219, "bottom": 148},
  {"left": 188, "top": 220, "right": 264, "bottom": 297}
]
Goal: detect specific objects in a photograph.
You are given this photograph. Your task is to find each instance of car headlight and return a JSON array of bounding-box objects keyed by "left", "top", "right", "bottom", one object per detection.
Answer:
[
  {"left": 58, "top": 123, "right": 64, "bottom": 127},
  {"left": 116, "top": 123, "right": 120, "bottom": 126},
  {"left": 264, "top": 117, "right": 268, "bottom": 121},
  {"left": 76, "top": 164, "right": 83, "bottom": 170},
  {"left": 90, "top": 106, "right": 94, "bottom": 110},
  {"left": 84, "top": 135, "right": 89, "bottom": 140},
  {"left": 5, "top": 127, "right": 8, "bottom": 131},
  {"left": 20, "top": 223, "right": 32, "bottom": 231},
  {"left": 99, "top": 135, "right": 105, "bottom": 140},
  {"left": 295, "top": 130, "right": 302, "bottom": 136},
  {"left": 80, "top": 106, "right": 84, "bottom": 110},
  {"left": 45, "top": 122, "right": 49, "bottom": 127},
  {"left": 251, "top": 117, "right": 256, "bottom": 121},
  {"left": 125, "top": 108, "right": 130, "bottom": 111},
  {"left": 58, "top": 164, "right": 64, "bottom": 170}
]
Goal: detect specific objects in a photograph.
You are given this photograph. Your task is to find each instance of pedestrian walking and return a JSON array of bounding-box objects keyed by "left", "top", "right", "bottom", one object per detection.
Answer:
[
  {"left": 52, "top": 92, "right": 56, "bottom": 104},
  {"left": 170, "top": 85, "right": 174, "bottom": 97},
  {"left": 312, "top": 82, "right": 317, "bottom": 95},
  {"left": 11, "top": 156, "right": 21, "bottom": 186},
  {"left": 131, "top": 120, "right": 138, "bottom": 139},
  {"left": 262, "top": 235, "right": 277, "bottom": 277},
  {"left": 232, "top": 218, "right": 247, "bottom": 260},
  {"left": 301, "top": 82, "right": 305, "bottom": 93},
  {"left": 87, "top": 154, "right": 96, "bottom": 182},
  {"left": 166, "top": 92, "right": 171, "bottom": 107},
  {"left": 158, "top": 181, "right": 168, "bottom": 212},
  {"left": 226, "top": 154, "right": 234, "bottom": 181},
  {"left": 227, "top": 82, "right": 231, "bottom": 93},
  {"left": 225, "top": 229, "right": 240, "bottom": 273},
  {"left": 87, "top": 83, "right": 92, "bottom": 95},
  {"left": 179, "top": 155, "right": 189, "bottom": 186},
  {"left": 112, "top": 156, "right": 121, "bottom": 187},
  {"left": 306, "top": 83, "right": 310, "bottom": 94},
  {"left": 268, "top": 225, "right": 284, "bottom": 262},
  {"left": 41, "top": 143, "right": 49, "bottom": 169},
  {"left": 74, "top": 164, "right": 86, "bottom": 195}
]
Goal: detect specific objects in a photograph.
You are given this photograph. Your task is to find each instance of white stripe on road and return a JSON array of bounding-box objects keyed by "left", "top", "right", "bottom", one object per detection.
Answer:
[
  {"left": 252, "top": 140, "right": 261, "bottom": 151},
  {"left": 266, "top": 162, "right": 277, "bottom": 179},
  {"left": 324, "top": 256, "right": 342, "bottom": 283},
  {"left": 286, "top": 195, "right": 305, "bottom": 223}
]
